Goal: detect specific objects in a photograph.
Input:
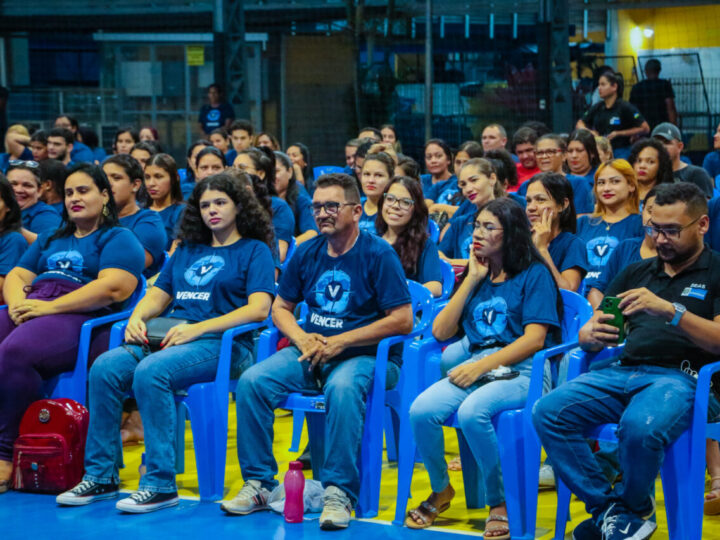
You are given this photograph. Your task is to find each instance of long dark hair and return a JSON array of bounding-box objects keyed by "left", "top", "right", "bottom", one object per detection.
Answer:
[
  {"left": 103, "top": 153, "right": 146, "bottom": 206},
  {"left": 375, "top": 176, "right": 429, "bottom": 276},
  {"left": 47, "top": 163, "right": 119, "bottom": 245},
  {"left": 424, "top": 138, "right": 454, "bottom": 174},
  {"left": 146, "top": 153, "right": 183, "bottom": 204},
  {"left": 113, "top": 126, "right": 139, "bottom": 152},
  {"left": 185, "top": 139, "right": 211, "bottom": 182},
  {"left": 525, "top": 172, "right": 577, "bottom": 234},
  {"left": 567, "top": 128, "right": 601, "bottom": 171},
  {"left": 0, "top": 175, "right": 22, "bottom": 232},
  {"left": 195, "top": 146, "right": 227, "bottom": 168},
  {"left": 238, "top": 147, "right": 278, "bottom": 196},
  {"left": 274, "top": 151, "right": 300, "bottom": 211},
  {"left": 177, "top": 172, "right": 274, "bottom": 249},
  {"left": 289, "top": 142, "right": 312, "bottom": 182},
  {"left": 628, "top": 138, "right": 674, "bottom": 187},
  {"left": 484, "top": 149, "right": 518, "bottom": 189}
]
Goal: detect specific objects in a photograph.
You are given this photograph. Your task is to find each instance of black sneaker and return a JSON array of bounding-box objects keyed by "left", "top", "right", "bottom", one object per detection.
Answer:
[
  {"left": 116, "top": 490, "right": 179, "bottom": 513},
  {"left": 57, "top": 480, "right": 119, "bottom": 506},
  {"left": 573, "top": 517, "right": 602, "bottom": 540}
]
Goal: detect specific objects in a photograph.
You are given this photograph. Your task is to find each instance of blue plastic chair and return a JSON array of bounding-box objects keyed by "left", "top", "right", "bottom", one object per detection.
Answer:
[
  {"left": 439, "top": 260, "right": 455, "bottom": 301},
  {"left": 108, "top": 316, "right": 271, "bottom": 501},
  {"left": 281, "top": 237, "right": 297, "bottom": 274},
  {"left": 554, "top": 345, "right": 720, "bottom": 540},
  {"left": 313, "top": 166, "right": 345, "bottom": 178},
  {"left": 428, "top": 220, "right": 440, "bottom": 243},
  {"left": 39, "top": 275, "right": 148, "bottom": 405},
  {"left": 256, "top": 280, "right": 434, "bottom": 518},
  {"left": 392, "top": 289, "right": 592, "bottom": 539}
]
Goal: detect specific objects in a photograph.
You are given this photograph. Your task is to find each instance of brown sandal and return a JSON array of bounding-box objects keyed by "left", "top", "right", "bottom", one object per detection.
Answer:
[
  {"left": 705, "top": 476, "right": 720, "bottom": 515},
  {"left": 405, "top": 499, "right": 451, "bottom": 529},
  {"left": 484, "top": 513, "right": 511, "bottom": 540}
]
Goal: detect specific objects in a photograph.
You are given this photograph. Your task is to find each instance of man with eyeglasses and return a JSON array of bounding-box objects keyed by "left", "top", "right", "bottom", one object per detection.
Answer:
[
  {"left": 228, "top": 173, "right": 413, "bottom": 530},
  {"left": 534, "top": 182, "right": 720, "bottom": 540}
]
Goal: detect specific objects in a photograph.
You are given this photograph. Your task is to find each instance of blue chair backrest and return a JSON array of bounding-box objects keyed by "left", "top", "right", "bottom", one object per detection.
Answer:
[
  {"left": 559, "top": 288, "right": 593, "bottom": 341},
  {"left": 126, "top": 275, "right": 148, "bottom": 308},
  {"left": 427, "top": 220, "right": 440, "bottom": 243},
  {"left": 439, "top": 260, "right": 455, "bottom": 300},
  {"left": 281, "top": 237, "right": 297, "bottom": 273},
  {"left": 407, "top": 280, "right": 434, "bottom": 332},
  {"left": 313, "top": 166, "right": 345, "bottom": 178}
]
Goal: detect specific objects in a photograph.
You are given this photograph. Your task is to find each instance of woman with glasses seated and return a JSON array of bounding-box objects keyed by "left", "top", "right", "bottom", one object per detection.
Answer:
[
  {"left": 376, "top": 177, "right": 442, "bottom": 297},
  {"left": 576, "top": 159, "right": 643, "bottom": 287},
  {"left": 406, "top": 198, "right": 561, "bottom": 537},
  {"left": 8, "top": 160, "right": 62, "bottom": 244},
  {"left": 0, "top": 163, "right": 145, "bottom": 494},
  {"left": 56, "top": 172, "right": 275, "bottom": 512}
]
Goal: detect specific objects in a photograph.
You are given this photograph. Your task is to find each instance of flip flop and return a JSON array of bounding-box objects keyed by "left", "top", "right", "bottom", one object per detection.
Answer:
[
  {"left": 405, "top": 499, "right": 451, "bottom": 529},
  {"left": 484, "top": 513, "right": 511, "bottom": 540}
]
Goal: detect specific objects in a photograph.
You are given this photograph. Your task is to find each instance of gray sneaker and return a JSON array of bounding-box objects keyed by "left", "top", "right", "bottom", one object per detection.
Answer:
[
  {"left": 319, "top": 486, "right": 352, "bottom": 530},
  {"left": 221, "top": 480, "right": 271, "bottom": 515},
  {"left": 539, "top": 463, "right": 556, "bottom": 490}
]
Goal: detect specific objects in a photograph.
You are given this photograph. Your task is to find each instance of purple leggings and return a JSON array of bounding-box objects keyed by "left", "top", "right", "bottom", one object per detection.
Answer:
[{"left": 0, "top": 279, "right": 108, "bottom": 461}]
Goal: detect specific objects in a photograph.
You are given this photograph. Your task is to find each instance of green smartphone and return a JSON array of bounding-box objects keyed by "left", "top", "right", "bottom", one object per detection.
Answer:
[{"left": 599, "top": 296, "right": 625, "bottom": 344}]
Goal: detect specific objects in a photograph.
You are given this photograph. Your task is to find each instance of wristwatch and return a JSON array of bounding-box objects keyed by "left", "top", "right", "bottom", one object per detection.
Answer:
[{"left": 669, "top": 302, "right": 686, "bottom": 326}]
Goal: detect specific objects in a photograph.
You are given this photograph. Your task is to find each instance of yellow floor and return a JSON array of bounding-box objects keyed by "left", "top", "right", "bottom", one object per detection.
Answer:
[{"left": 117, "top": 405, "right": 720, "bottom": 539}]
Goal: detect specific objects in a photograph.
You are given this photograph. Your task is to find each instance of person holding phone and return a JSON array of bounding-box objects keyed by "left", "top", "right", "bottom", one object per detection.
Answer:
[
  {"left": 534, "top": 182, "right": 720, "bottom": 540},
  {"left": 406, "top": 198, "right": 562, "bottom": 537}
]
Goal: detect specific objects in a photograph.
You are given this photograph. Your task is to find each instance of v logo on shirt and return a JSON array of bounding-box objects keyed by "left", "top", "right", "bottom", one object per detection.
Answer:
[{"left": 327, "top": 284, "right": 341, "bottom": 299}]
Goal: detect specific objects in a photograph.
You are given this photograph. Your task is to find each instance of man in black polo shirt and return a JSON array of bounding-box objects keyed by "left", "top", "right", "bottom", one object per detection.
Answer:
[
  {"left": 534, "top": 182, "right": 720, "bottom": 540},
  {"left": 629, "top": 59, "right": 677, "bottom": 130}
]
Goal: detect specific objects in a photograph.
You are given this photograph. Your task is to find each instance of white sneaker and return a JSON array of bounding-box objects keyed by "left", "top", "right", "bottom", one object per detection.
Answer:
[
  {"left": 57, "top": 480, "right": 119, "bottom": 506},
  {"left": 539, "top": 463, "right": 556, "bottom": 489},
  {"left": 220, "top": 480, "right": 271, "bottom": 515},
  {"left": 115, "top": 490, "right": 179, "bottom": 513},
  {"left": 319, "top": 486, "right": 352, "bottom": 530}
]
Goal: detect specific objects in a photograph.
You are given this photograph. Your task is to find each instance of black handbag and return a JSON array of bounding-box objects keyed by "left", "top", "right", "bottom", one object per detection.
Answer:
[{"left": 145, "top": 317, "right": 191, "bottom": 351}]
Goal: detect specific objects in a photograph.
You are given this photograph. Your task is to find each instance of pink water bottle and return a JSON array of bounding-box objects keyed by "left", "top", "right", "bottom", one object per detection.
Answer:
[{"left": 283, "top": 460, "right": 305, "bottom": 523}]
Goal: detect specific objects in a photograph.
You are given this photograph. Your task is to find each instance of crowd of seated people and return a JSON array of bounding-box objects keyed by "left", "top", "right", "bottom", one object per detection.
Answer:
[{"left": 0, "top": 99, "right": 719, "bottom": 540}]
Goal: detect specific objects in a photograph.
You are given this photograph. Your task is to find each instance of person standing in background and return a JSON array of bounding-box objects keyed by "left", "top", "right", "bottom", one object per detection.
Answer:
[
  {"left": 629, "top": 59, "right": 678, "bottom": 130},
  {"left": 198, "top": 84, "right": 235, "bottom": 135}
]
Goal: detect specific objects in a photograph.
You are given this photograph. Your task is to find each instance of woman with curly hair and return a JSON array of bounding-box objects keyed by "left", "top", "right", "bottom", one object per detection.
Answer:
[
  {"left": 628, "top": 138, "right": 674, "bottom": 208},
  {"left": 375, "top": 176, "right": 442, "bottom": 297},
  {"left": 57, "top": 172, "right": 275, "bottom": 513}
]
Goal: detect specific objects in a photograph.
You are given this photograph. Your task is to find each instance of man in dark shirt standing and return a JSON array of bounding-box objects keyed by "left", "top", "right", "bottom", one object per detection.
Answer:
[
  {"left": 653, "top": 122, "right": 715, "bottom": 198},
  {"left": 198, "top": 83, "right": 235, "bottom": 135},
  {"left": 534, "top": 182, "right": 720, "bottom": 540},
  {"left": 630, "top": 59, "right": 678, "bottom": 130}
]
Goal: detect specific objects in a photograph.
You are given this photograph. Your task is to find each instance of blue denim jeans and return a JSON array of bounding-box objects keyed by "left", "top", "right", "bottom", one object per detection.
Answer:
[
  {"left": 533, "top": 363, "right": 720, "bottom": 519},
  {"left": 409, "top": 347, "right": 543, "bottom": 508},
  {"left": 234, "top": 345, "right": 399, "bottom": 507},
  {"left": 83, "top": 338, "right": 253, "bottom": 493}
]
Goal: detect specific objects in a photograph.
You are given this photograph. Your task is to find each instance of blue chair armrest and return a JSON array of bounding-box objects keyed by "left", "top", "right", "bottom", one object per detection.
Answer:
[
  {"left": 566, "top": 344, "right": 626, "bottom": 381},
  {"left": 526, "top": 341, "right": 580, "bottom": 408},
  {"left": 216, "top": 318, "right": 271, "bottom": 387},
  {"left": 108, "top": 320, "right": 130, "bottom": 349},
  {"left": 693, "top": 359, "right": 720, "bottom": 443}
]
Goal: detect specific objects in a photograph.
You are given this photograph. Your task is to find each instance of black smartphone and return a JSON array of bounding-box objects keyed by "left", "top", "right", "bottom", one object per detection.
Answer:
[{"left": 599, "top": 296, "right": 625, "bottom": 343}]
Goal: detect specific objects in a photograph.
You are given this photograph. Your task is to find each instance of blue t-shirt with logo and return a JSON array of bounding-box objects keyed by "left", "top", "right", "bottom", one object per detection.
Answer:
[
  {"left": 120, "top": 208, "right": 168, "bottom": 278},
  {"left": 293, "top": 191, "right": 318, "bottom": 235},
  {"left": 707, "top": 197, "right": 720, "bottom": 252},
  {"left": 359, "top": 208, "right": 378, "bottom": 235},
  {"left": 0, "top": 231, "right": 28, "bottom": 276},
  {"left": 548, "top": 231, "right": 589, "bottom": 277},
  {"left": 439, "top": 213, "right": 473, "bottom": 260},
  {"left": 154, "top": 239, "right": 275, "bottom": 346},
  {"left": 22, "top": 201, "right": 62, "bottom": 235},
  {"left": 18, "top": 227, "right": 145, "bottom": 295},
  {"left": 406, "top": 238, "right": 443, "bottom": 285},
  {"left": 586, "top": 237, "right": 644, "bottom": 293},
  {"left": 577, "top": 213, "right": 644, "bottom": 283},
  {"left": 271, "top": 196, "right": 296, "bottom": 244},
  {"left": 461, "top": 261, "right": 560, "bottom": 350},
  {"left": 198, "top": 103, "right": 235, "bottom": 134},
  {"left": 278, "top": 231, "right": 411, "bottom": 365},
  {"left": 157, "top": 203, "right": 185, "bottom": 251}
]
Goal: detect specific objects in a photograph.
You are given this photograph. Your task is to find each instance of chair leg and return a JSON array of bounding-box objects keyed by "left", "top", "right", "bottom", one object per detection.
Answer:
[
  {"left": 555, "top": 478, "right": 572, "bottom": 540},
  {"left": 356, "top": 405, "right": 384, "bottom": 519},
  {"left": 289, "top": 411, "right": 305, "bottom": 452},
  {"left": 393, "top": 417, "right": 417, "bottom": 524},
  {"left": 457, "top": 429, "right": 485, "bottom": 509},
  {"left": 662, "top": 429, "right": 702, "bottom": 540},
  {"left": 384, "top": 407, "right": 399, "bottom": 462}
]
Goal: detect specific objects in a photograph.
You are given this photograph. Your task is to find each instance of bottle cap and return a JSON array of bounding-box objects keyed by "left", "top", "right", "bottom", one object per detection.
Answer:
[{"left": 289, "top": 460, "right": 303, "bottom": 471}]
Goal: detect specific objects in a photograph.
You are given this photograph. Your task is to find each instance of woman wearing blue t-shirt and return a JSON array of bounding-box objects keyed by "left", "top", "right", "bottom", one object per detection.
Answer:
[
  {"left": 0, "top": 163, "right": 145, "bottom": 492},
  {"left": 566, "top": 129, "right": 601, "bottom": 188},
  {"left": 439, "top": 158, "right": 502, "bottom": 267},
  {"left": 423, "top": 139, "right": 460, "bottom": 215},
  {"left": 406, "top": 198, "right": 561, "bottom": 534},
  {"left": 179, "top": 140, "right": 211, "bottom": 198},
  {"left": 525, "top": 173, "right": 588, "bottom": 292},
  {"left": 58, "top": 173, "right": 275, "bottom": 512},
  {"left": 0, "top": 176, "right": 28, "bottom": 302},
  {"left": 274, "top": 151, "right": 317, "bottom": 244},
  {"left": 358, "top": 152, "right": 394, "bottom": 235},
  {"left": 145, "top": 153, "right": 185, "bottom": 251},
  {"left": 376, "top": 176, "right": 442, "bottom": 297},
  {"left": 577, "top": 159, "right": 643, "bottom": 284},
  {"left": 8, "top": 161, "right": 62, "bottom": 245},
  {"left": 103, "top": 155, "right": 167, "bottom": 277},
  {"left": 234, "top": 147, "right": 295, "bottom": 263}
]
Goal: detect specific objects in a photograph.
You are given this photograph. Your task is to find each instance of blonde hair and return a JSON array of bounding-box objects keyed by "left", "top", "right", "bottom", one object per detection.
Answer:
[
  {"left": 595, "top": 136, "right": 614, "bottom": 162},
  {"left": 5, "top": 124, "right": 30, "bottom": 153},
  {"left": 592, "top": 159, "right": 640, "bottom": 217}
]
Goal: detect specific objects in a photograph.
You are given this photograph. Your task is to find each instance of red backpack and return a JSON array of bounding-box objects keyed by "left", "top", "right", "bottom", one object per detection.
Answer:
[{"left": 12, "top": 398, "right": 89, "bottom": 493}]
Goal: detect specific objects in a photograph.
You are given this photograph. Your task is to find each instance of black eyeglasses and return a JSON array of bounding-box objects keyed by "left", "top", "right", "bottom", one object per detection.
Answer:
[
  {"left": 8, "top": 159, "right": 39, "bottom": 169},
  {"left": 311, "top": 201, "right": 356, "bottom": 216},
  {"left": 644, "top": 216, "right": 701, "bottom": 240},
  {"left": 383, "top": 193, "right": 414, "bottom": 211},
  {"left": 535, "top": 149, "right": 563, "bottom": 157}
]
